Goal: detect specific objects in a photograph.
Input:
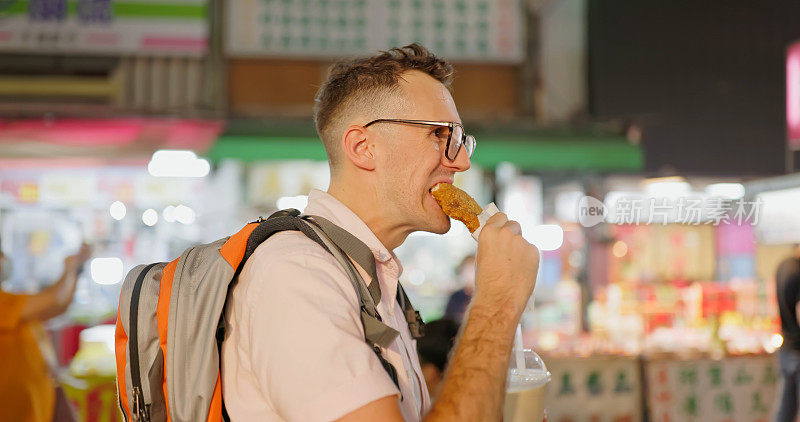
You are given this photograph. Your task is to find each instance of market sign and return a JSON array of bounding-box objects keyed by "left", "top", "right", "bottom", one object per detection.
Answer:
[
  {"left": 0, "top": 178, "right": 39, "bottom": 204},
  {"left": 646, "top": 356, "right": 777, "bottom": 422},
  {"left": 545, "top": 355, "right": 643, "bottom": 422},
  {"left": 247, "top": 161, "right": 331, "bottom": 205},
  {"left": 226, "top": 0, "right": 524, "bottom": 63},
  {"left": 754, "top": 187, "right": 800, "bottom": 245},
  {"left": 0, "top": 166, "right": 206, "bottom": 208},
  {"left": 39, "top": 173, "right": 96, "bottom": 206},
  {"left": 0, "top": 0, "right": 208, "bottom": 56}
]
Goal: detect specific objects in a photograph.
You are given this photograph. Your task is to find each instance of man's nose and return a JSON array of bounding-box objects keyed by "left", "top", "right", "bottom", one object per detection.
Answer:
[{"left": 443, "top": 147, "right": 471, "bottom": 172}]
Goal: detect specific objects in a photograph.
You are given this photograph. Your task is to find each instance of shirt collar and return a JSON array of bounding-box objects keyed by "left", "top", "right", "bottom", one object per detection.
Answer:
[{"left": 304, "top": 189, "right": 404, "bottom": 278}]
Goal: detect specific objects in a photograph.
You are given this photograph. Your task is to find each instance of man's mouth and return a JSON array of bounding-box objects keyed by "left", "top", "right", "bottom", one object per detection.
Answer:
[{"left": 428, "top": 180, "right": 454, "bottom": 193}]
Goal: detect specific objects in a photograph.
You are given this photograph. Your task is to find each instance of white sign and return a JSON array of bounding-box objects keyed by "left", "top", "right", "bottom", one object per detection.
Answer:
[
  {"left": 545, "top": 355, "right": 643, "bottom": 422},
  {"left": 226, "top": 0, "right": 524, "bottom": 62},
  {"left": 646, "top": 355, "right": 778, "bottom": 422}
]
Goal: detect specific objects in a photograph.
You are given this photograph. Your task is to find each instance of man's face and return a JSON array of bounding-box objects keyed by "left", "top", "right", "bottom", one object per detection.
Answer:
[{"left": 370, "top": 70, "right": 471, "bottom": 235}]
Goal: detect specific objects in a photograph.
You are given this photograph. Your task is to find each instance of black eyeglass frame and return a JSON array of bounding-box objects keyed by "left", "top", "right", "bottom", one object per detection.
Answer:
[{"left": 363, "top": 118, "right": 476, "bottom": 161}]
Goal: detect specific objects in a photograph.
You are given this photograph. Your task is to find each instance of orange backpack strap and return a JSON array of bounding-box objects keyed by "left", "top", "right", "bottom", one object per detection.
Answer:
[{"left": 219, "top": 223, "right": 259, "bottom": 269}]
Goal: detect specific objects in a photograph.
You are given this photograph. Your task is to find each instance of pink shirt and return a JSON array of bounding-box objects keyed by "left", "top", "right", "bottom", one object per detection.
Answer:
[{"left": 222, "top": 189, "right": 430, "bottom": 421}]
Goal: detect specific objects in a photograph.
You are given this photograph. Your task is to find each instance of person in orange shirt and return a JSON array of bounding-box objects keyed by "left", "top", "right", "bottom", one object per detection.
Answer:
[{"left": 0, "top": 238, "right": 90, "bottom": 422}]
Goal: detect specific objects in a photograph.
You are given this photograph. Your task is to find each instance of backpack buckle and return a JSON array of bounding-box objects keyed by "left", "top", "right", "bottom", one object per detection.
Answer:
[
  {"left": 131, "top": 386, "right": 150, "bottom": 421},
  {"left": 406, "top": 309, "right": 425, "bottom": 339}
]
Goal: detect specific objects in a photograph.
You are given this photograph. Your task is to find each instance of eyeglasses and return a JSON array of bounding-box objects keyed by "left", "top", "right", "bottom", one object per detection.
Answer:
[{"left": 363, "top": 119, "right": 476, "bottom": 161}]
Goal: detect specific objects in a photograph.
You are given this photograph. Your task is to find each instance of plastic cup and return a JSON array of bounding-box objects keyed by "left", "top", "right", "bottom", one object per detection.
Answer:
[{"left": 503, "top": 349, "right": 551, "bottom": 422}]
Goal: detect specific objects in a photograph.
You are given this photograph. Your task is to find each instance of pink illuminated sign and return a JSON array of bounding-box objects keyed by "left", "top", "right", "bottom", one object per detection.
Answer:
[
  {"left": 787, "top": 41, "right": 800, "bottom": 148},
  {"left": 0, "top": 118, "right": 223, "bottom": 152}
]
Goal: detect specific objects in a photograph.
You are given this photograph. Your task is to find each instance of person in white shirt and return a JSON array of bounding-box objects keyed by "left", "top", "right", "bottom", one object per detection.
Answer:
[{"left": 221, "top": 43, "right": 540, "bottom": 421}]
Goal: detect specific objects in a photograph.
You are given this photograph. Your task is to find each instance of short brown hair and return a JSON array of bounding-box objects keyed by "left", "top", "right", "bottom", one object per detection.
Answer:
[{"left": 313, "top": 43, "right": 454, "bottom": 170}]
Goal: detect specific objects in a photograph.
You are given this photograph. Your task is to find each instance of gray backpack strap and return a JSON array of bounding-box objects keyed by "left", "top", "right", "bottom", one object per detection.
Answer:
[
  {"left": 306, "top": 215, "right": 426, "bottom": 340},
  {"left": 300, "top": 217, "right": 399, "bottom": 349},
  {"left": 299, "top": 216, "right": 403, "bottom": 390},
  {"left": 303, "top": 215, "right": 382, "bottom": 307}
]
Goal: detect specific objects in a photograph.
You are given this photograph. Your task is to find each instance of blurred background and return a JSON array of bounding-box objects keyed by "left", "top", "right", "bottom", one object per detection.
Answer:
[{"left": 2, "top": 0, "right": 800, "bottom": 420}]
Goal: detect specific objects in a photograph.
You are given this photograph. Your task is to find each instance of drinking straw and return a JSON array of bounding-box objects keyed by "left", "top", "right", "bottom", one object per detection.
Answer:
[{"left": 515, "top": 324, "right": 525, "bottom": 370}]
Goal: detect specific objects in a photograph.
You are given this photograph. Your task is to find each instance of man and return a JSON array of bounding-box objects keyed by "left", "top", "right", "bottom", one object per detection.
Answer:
[
  {"left": 0, "top": 239, "right": 90, "bottom": 421},
  {"left": 221, "top": 44, "right": 539, "bottom": 421},
  {"left": 775, "top": 244, "right": 800, "bottom": 422}
]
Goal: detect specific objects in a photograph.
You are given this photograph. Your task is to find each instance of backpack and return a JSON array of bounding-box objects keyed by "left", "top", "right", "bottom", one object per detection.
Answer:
[{"left": 114, "top": 209, "right": 425, "bottom": 422}]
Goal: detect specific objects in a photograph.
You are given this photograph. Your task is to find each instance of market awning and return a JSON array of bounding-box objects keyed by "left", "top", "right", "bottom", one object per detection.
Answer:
[{"left": 208, "top": 133, "right": 643, "bottom": 172}]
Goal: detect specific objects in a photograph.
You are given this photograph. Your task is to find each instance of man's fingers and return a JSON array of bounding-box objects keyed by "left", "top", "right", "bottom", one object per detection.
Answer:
[
  {"left": 502, "top": 220, "right": 522, "bottom": 235},
  {"left": 484, "top": 212, "right": 508, "bottom": 228},
  {"left": 484, "top": 213, "right": 523, "bottom": 236}
]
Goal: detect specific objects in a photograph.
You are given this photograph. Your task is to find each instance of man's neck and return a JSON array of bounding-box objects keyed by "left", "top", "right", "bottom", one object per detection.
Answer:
[{"left": 327, "top": 182, "right": 410, "bottom": 251}]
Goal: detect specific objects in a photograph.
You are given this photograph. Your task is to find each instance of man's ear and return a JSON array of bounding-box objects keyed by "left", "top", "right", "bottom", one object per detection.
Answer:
[{"left": 341, "top": 125, "right": 376, "bottom": 171}]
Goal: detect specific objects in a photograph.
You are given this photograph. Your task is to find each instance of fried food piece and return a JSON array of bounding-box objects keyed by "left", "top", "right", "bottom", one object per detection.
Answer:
[{"left": 430, "top": 183, "right": 483, "bottom": 233}]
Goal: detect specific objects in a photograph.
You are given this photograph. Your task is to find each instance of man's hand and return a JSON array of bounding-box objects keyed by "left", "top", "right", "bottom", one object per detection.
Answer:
[
  {"left": 474, "top": 212, "right": 539, "bottom": 316},
  {"left": 426, "top": 213, "right": 540, "bottom": 421},
  {"left": 325, "top": 215, "right": 541, "bottom": 422}
]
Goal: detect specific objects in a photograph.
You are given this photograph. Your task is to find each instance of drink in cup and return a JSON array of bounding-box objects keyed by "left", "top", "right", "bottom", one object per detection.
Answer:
[{"left": 503, "top": 349, "right": 550, "bottom": 422}]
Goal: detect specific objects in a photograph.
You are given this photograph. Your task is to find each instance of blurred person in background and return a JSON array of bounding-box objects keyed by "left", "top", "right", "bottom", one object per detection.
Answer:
[
  {"left": 775, "top": 243, "right": 800, "bottom": 422},
  {"left": 443, "top": 254, "right": 475, "bottom": 322},
  {"left": 0, "top": 237, "right": 90, "bottom": 422},
  {"left": 416, "top": 318, "right": 459, "bottom": 400}
]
